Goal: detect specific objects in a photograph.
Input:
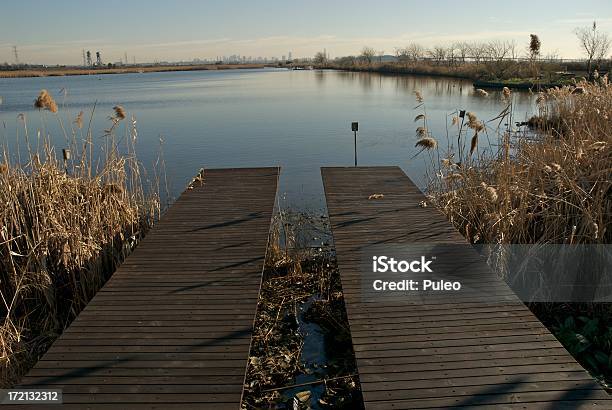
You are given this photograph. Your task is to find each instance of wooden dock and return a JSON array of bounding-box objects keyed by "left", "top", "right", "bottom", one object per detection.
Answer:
[
  {"left": 322, "top": 166, "right": 611, "bottom": 409},
  {"left": 15, "top": 168, "right": 279, "bottom": 409}
]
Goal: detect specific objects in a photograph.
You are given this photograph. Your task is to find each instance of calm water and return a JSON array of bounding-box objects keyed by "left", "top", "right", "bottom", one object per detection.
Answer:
[{"left": 0, "top": 68, "right": 535, "bottom": 211}]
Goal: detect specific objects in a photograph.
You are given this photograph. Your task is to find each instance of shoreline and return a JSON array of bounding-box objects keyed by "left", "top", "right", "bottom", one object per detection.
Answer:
[
  {"left": 3, "top": 62, "right": 575, "bottom": 90},
  {"left": 320, "top": 62, "right": 577, "bottom": 90},
  {"left": 321, "top": 63, "right": 473, "bottom": 81},
  {"left": 0, "top": 63, "right": 273, "bottom": 79}
]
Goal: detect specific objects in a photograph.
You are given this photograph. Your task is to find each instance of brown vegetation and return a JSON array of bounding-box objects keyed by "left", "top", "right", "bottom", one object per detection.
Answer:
[
  {"left": 418, "top": 74, "right": 612, "bottom": 387},
  {"left": 322, "top": 30, "right": 611, "bottom": 84},
  {"left": 425, "top": 77, "right": 610, "bottom": 244},
  {"left": 0, "top": 64, "right": 268, "bottom": 78},
  {"left": 0, "top": 91, "right": 161, "bottom": 386},
  {"left": 243, "top": 212, "right": 361, "bottom": 409},
  {"left": 324, "top": 59, "right": 583, "bottom": 86}
]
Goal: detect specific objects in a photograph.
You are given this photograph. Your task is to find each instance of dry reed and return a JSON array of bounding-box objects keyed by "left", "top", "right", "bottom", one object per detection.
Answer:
[
  {"left": 427, "top": 80, "right": 611, "bottom": 244},
  {"left": 415, "top": 137, "right": 438, "bottom": 150},
  {"left": 33, "top": 90, "right": 58, "bottom": 113},
  {"left": 243, "top": 211, "right": 360, "bottom": 408},
  {"left": 475, "top": 88, "right": 489, "bottom": 97},
  {"left": 424, "top": 80, "right": 612, "bottom": 386},
  {"left": 0, "top": 92, "right": 160, "bottom": 386}
]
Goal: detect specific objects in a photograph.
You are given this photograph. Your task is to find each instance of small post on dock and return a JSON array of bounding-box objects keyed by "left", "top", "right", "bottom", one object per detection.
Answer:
[{"left": 351, "top": 122, "right": 359, "bottom": 167}]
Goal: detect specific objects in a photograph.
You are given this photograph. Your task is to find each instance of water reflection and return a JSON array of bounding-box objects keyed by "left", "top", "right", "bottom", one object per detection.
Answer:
[{"left": 0, "top": 69, "right": 535, "bottom": 211}]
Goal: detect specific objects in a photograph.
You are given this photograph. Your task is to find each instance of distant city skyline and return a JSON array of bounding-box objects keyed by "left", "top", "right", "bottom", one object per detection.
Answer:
[{"left": 1, "top": 0, "right": 611, "bottom": 65}]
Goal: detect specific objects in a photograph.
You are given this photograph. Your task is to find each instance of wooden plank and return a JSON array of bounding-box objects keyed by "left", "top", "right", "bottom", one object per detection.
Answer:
[
  {"left": 12, "top": 167, "right": 279, "bottom": 409},
  {"left": 321, "top": 166, "right": 610, "bottom": 409}
]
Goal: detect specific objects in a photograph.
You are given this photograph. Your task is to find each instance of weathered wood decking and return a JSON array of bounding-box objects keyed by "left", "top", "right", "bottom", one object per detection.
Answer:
[
  {"left": 322, "top": 166, "right": 611, "bottom": 409},
  {"left": 15, "top": 167, "right": 279, "bottom": 409}
]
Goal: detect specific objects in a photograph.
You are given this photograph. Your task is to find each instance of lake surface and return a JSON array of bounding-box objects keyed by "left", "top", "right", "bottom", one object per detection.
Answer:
[{"left": 0, "top": 68, "right": 535, "bottom": 211}]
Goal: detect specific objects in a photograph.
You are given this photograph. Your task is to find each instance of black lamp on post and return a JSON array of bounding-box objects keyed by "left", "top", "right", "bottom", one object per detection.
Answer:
[{"left": 351, "top": 122, "right": 358, "bottom": 167}]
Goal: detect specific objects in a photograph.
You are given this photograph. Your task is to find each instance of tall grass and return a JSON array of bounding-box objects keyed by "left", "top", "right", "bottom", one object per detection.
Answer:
[
  {"left": 0, "top": 90, "right": 161, "bottom": 386},
  {"left": 328, "top": 61, "right": 489, "bottom": 81},
  {"left": 425, "top": 78, "right": 610, "bottom": 245},
  {"left": 325, "top": 60, "right": 581, "bottom": 86},
  {"left": 422, "top": 77, "right": 611, "bottom": 384}
]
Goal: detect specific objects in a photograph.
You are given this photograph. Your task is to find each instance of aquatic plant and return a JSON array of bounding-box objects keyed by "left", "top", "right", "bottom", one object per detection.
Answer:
[
  {"left": 502, "top": 86, "right": 512, "bottom": 99},
  {"left": 415, "top": 137, "right": 437, "bottom": 150},
  {"left": 427, "top": 79, "right": 611, "bottom": 245},
  {"left": 475, "top": 88, "right": 489, "bottom": 97},
  {"left": 419, "top": 78, "right": 611, "bottom": 387},
  {"left": 113, "top": 105, "right": 126, "bottom": 120},
  {"left": 33, "top": 89, "right": 58, "bottom": 113},
  {"left": 243, "top": 212, "right": 361, "bottom": 409},
  {"left": 0, "top": 92, "right": 161, "bottom": 386}
]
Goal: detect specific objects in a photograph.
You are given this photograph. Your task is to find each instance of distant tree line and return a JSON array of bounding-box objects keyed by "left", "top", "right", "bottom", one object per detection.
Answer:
[{"left": 315, "top": 21, "right": 611, "bottom": 79}]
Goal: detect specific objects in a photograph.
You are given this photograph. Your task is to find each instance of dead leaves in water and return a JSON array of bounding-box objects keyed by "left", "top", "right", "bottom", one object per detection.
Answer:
[
  {"left": 187, "top": 168, "right": 205, "bottom": 190},
  {"left": 295, "top": 391, "right": 312, "bottom": 403}
]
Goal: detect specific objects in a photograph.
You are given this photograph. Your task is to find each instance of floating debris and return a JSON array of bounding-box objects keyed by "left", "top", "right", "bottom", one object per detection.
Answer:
[
  {"left": 187, "top": 168, "right": 205, "bottom": 190},
  {"left": 475, "top": 88, "right": 489, "bottom": 97},
  {"left": 242, "top": 212, "right": 363, "bottom": 409}
]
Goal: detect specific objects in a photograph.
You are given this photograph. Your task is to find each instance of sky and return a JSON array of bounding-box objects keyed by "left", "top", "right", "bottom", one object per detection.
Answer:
[{"left": 1, "top": 0, "right": 611, "bottom": 65}]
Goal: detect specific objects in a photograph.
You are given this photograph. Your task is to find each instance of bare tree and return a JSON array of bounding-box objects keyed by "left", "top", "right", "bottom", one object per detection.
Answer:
[
  {"left": 447, "top": 45, "right": 457, "bottom": 66},
  {"left": 395, "top": 44, "right": 425, "bottom": 64},
  {"left": 486, "top": 40, "right": 511, "bottom": 63},
  {"left": 406, "top": 43, "right": 425, "bottom": 61},
  {"left": 507, "top": 40, "right": 518, "bottom": 60},
  {"left": 313, "top": 51, "right": 328, "bottom": 66},
  {"left": 482, "top": 40, "right": 516, "bottom": 79},
  {"left": 395, "top": 47, "right": 410, "bottom": 64},
  {"left": 544, "top": 50, "right": 560, "bottom": 63},
  {"left": 575, "top": 21, "right": 611, "bottom": 78},
  {"left": 468, "top": 42, "right": 487, "bottom": 63},
  {"left": 429, "top": 46, "right": 446, "bottom": 64},
  {"left": 360, "top": 47, "right": 376, "bottom": 65},
  {"left": 335, "top": 56, "right": 356, "bottom": 67},
  {"left": 455, "top": 42, "right": 470, "bottom": 62},
  {"left": 378, "top": 50, "right": 385, "bottom": 63}
]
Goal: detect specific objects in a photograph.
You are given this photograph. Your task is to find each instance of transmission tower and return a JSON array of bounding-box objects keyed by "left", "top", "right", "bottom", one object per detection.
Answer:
[
  {"left": 86, "top": 50, "right": 92, "bottom": 66},
  {"left": 12, "top": 46, "right": 19, "bottom": 65},
  {"left": 96, "top": 51, "right": 102, "bottom": 66}
]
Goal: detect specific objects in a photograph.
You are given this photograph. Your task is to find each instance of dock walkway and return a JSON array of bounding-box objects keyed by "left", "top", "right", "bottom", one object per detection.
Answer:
[
  {"left": 322, "top": 166, "right": 610, "bottom": 409},
  {"left": 15, "top": 167, "right": 279, "bottom": 409}
]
